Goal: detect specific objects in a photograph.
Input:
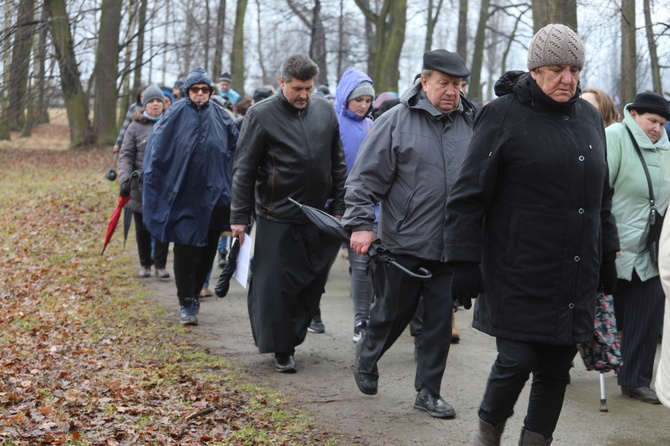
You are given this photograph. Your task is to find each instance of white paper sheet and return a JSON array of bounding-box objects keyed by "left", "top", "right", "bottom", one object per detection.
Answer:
[{"left": 233, "top": 226, "right": 254, "bottom": 288}]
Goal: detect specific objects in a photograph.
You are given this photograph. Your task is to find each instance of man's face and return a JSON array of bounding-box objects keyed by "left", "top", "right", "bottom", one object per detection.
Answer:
[
  {"left": 530, "top": 65, "right": 580, "bottom": 103},
  {"left": 172, "top": 86, "right": 182, "bottom": 99},
  {"left": 631, "top": 110, "right": 667, "bottom": 144},
  {"left": 279, "top": 76, "right": 314, "bottom": 109},
  {"left": 421, "top": 71, "right": 461, "bottom": 114},
  {"left": 188, "top": 83, "right": 211, "bottom": 106},
  {"left": 219, "top": 80, "right": 231, "bottom": 92}
]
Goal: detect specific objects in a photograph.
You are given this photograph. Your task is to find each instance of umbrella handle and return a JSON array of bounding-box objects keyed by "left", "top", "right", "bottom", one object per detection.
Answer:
[{"left": 388, "top": 260, "right": 432, "bottom": 281}]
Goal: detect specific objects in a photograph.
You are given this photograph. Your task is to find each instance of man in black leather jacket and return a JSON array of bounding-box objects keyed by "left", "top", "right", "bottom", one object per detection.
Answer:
[{"left": 230, "top": 54, "right": 347, "bottom": 373}]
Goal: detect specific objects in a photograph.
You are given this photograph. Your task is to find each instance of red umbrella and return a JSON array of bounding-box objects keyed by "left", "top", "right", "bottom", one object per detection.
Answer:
[{"left": 101, "top": 194, "right": 131, "bottom": 255}]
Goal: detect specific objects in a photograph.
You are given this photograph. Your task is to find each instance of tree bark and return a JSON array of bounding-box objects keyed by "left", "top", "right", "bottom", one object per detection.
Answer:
[
  {"left": 7, "top": 0, "right": 36, "bottom": 132},
  {"left": 93, "top": 0, "right": 123, "bottom": 145},
  {"left": 620, "top": 0, "right": 636, "bottom": 108},
  {"left": 231, "top": 0, "right": 247, "bottom": 95},
  {"left": 424, "top": 0, "right": 445, "bottom": 54},
  {"left": 469, "top": 0, "right": 490, "bottom": 104},
  {"left": 286, "top": 0, "right": 329, "bottom": 87},
  {"left": 532, "top": 0, "right": 576, "bottom": 31},
  {"left": 456, "top": 0, "right": 468, "bottom": 58},
  {"left": 213, "top": 0, "right": 226, "bottom": 81},
  {"left": 643, "top": 0, "right": 662, "bottom": 93},
  {"left": 45, "top": 0, "right": 95, "bottom": 148},
  {"left": 354, "top": 0, "right": 407, "bottom": 93},
  {"left": 133, "top": 0, "right": 147, "bottom": 91},
  {"left": 34, "top": 2, "right": 50, "bottom": 125}
]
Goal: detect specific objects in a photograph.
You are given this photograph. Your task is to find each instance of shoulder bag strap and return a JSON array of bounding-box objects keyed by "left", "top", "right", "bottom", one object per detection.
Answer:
[{"left": 623, "top": 123, "right": 659, "bottom": 223}]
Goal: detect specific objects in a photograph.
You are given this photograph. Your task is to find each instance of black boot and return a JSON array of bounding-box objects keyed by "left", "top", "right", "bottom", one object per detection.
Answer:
[
  {"left": 518, "top": 428, "right": 552, "bottom": 446},
  {"left": 473, "top": 417, "right": 505, "bottom": 446}
]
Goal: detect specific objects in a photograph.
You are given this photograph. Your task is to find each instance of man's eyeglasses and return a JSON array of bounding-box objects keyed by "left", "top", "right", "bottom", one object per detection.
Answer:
[{"left": 189, "top": 86, "right": 211, "bottom": 94}]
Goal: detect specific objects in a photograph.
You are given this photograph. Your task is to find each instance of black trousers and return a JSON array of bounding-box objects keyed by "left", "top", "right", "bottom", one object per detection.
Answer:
[
  {"left": 614, "top": 273, "right": 664, "bottom": 388},
  {"left": 133, "top": 211, "right": 169, "bottom": 269},
  {"left": 173, "top": 231, "right": 220, "bottom": 305},
  {"left": 358, "top": 255, "right": 452, "bottom": 396},
  {"left": 479, "top": 338, "right": 576, "bottom": 439}
]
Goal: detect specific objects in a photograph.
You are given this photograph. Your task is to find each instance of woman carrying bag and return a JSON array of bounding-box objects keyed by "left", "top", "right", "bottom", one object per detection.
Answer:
[{"left": 606, "top": 91, "right": 670, "bottom": 404}]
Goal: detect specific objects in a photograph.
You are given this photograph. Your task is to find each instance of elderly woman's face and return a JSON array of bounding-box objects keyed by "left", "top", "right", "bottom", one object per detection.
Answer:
[
  {"left": 631, "top": 110, "right": 667, "bottom": 144},
  {"left": 530, "top": 64, "right": 580, "bottom": 103}
]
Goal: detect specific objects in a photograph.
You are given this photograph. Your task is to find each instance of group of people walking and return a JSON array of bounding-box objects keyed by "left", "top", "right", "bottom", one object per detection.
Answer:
[{"left": 112, "top": 21, "right": 670, "bottom": 446}]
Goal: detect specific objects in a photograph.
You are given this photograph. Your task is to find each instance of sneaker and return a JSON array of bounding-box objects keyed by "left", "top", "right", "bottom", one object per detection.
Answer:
[
  {"left": 308, "top": 315, "right": 325, "bottom": 333},
  {"left": 200, "top": 287, "right": 213, "bottom": 298},
  {"left": 353, "top": 320, "right": 367, "bottom": 343},
  {"left": 179, "top": 300, "right": 198, "bottom": 326},
  {"left": 138, "top": 266, "right": 151, "bottom": 278},
  {"left": 155, "top": 268, "right": 170, "bottom": 279}
]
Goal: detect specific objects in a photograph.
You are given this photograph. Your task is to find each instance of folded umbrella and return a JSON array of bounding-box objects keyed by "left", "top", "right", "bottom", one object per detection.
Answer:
[
  {"left": 577, "top": 291, "right": 622, "bottom": 412},
  {"left": 101, "top": 194, "right": 132, "bottom": 255},
  {"left": 288, "top": 198, "right": 431, "bottom": 280},
  {"left": 214, "top": 237, "right": 240, "bottom": 297}
]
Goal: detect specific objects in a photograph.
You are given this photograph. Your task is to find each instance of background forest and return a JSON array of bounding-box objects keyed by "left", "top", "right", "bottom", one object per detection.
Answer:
[{"left": 1, "top": 0, "right": 669, "bottom": 148}]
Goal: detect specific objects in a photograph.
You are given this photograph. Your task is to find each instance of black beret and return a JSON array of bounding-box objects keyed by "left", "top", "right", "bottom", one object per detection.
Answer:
[
  {"left": 422, "top": 49, "right": 470, "bottom": 78},
  {"left": 629, "top": 91, "right": 670, "bottom": 121}
]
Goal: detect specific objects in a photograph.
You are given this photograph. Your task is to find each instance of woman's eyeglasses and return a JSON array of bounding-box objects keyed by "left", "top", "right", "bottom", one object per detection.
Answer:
[{"left": 189, "top": 86, "right": 211, "bottom": 94}]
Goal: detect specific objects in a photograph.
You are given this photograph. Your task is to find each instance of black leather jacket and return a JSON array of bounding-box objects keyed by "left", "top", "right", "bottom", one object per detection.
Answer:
[{"left": 231, "top": 89, "right": 347, "bottom": 225}]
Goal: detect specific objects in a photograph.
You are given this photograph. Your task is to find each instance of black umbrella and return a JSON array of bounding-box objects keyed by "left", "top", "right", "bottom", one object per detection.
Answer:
[
  {"left": 214, "top": 237, "right": 240, "bottom": 297},
  {"left": 288, "top": 198, "right": 432, "bottom": 281}
]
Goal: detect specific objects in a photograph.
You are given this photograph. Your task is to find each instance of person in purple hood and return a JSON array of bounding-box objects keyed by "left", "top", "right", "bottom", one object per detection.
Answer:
[{"left": 334, "top": 69, "right": 376, "bottom": 342}]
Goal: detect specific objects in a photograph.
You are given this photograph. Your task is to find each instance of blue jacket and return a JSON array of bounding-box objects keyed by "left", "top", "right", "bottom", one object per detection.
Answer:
[
  {"left": 143, "top": 68, "right": 239, "bottom": 246},
  {"left": 333, "top": 69, "right": 374, "bottom": 173}
]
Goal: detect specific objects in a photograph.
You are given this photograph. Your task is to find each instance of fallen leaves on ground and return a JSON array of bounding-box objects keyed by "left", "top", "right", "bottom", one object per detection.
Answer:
[{"left": 0, "top": 146, "right": 337, "bottom": 445}]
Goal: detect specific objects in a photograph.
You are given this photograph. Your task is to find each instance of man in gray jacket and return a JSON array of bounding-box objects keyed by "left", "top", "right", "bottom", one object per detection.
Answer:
[{"left": 342, "top": 49, "right": 478, "bottom": 418}]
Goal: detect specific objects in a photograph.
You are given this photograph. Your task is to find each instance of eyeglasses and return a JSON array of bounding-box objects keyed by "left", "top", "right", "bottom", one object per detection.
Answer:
[{"left": 189, "top": 86, "right": 211, "bottom": 94}]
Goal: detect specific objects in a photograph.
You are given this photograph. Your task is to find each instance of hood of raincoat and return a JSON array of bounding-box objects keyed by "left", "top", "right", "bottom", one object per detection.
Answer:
[
  {"left": 334, "top": 69, "right": 374, "bottom": 122},
  {"left": 334, "top": 69, "right": 375, "bottom": 173},
  {"left": 142, "top": 67, "right": 238, "bottom": 246}
]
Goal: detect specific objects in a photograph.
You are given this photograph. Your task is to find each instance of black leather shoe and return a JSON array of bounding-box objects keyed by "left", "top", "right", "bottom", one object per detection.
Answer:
[
  {"left": 274, "top": 354, "right": 296, "bottom": 373},
  {"left": 353, "top": 337, "right": 377, "bottom": 395},
  {"left": 621, "top": 386, "right": 661, "bottom": 404},
  {"left": 414, "top": 390, "right": 456, "bottom": 418}
]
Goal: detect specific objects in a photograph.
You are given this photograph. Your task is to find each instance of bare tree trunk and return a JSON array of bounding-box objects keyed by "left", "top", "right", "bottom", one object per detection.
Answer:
[
  {"left": 424, "top": 0, "right": 445, "bottom": 53},
  {"left": 93, "top": 0, "right": 122, "bottom": 145},
  {"left": 469, "top": 0, "right": 490, "bottom": 104},
  {"left": 134, "top": 0, "right": 147, "bottom": 90},
  {"left": 213, "top": 0, "right": 226, "bottom": 81},
  {"left": 643, "top": 0, "right": 662, "bottom": 93},
  {"left": 45, "top": 0, "right": 95, "bottom": 148},
  {"left": 231, "top": 0, "right": 247, "bottom": 95},
  {"left": 620, "top": 0, "right": 636, "bottom": 108},
  {"left": 0, "top": 1, "right": 12, "bottom": 140},
  {"left": 456, "top": 0, "right": 468, "bottom": 58},
  {"left": 7, "top": 0, "right": 35, "bottom": 132},
  {"left": 336, "top": 0, "right": 344, "bottom": 79},
  {"left": 354, "top": 0, "right": 407, "bottom": 93},
  {"left": 532, "top": 0, "right": 577, "bottom": 31},
  {"left": 286, "top": 0, "right": 329, "bottom": 86},
  {"left": 34, "top": 2, "right": 49, "bottom": 125}
]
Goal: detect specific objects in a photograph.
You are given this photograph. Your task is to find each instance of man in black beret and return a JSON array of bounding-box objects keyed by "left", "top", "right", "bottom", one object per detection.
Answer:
[{"left": 342, "top": 49, "right": 478, "bottom": 419}]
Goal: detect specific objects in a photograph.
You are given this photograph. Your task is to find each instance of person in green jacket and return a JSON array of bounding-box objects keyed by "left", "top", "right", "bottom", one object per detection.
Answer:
[{"left": 606, "top": 91, "right": 670, "bottom": 405}]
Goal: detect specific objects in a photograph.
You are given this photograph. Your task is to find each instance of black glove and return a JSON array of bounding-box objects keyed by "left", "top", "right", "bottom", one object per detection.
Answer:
[
  {"left": 599, "top": 251, "right": 618, "bottom": 295},
  {"left": 119, "top": 180, "right": 130, "bottom": 198},
  {"left": 450, "top": 262, "right": 484, "bottom": 310}
]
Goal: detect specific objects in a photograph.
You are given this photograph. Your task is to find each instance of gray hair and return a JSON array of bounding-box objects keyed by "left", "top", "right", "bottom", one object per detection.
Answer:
[{"left": 280, "top": 54, "right": 319, "bottom": 83}]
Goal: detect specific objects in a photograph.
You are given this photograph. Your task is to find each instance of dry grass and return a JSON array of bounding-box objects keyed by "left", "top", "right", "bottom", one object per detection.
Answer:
[{"left": 0, "top": 109, "right": 74, "bottom": 151}]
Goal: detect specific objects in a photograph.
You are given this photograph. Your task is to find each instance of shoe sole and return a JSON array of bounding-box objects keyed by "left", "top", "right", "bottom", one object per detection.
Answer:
[
  {"left": 308, "top": 327, "right": 325, "bottom": 333},
  {"left": 275, "top": 367, "right": 297, "bottom": 373},
  {"left": 413, "top": 403, "right": 456, "bottom": 419},
  {"left": 180, "top": 317, "right": 198, "bottom": 326}
]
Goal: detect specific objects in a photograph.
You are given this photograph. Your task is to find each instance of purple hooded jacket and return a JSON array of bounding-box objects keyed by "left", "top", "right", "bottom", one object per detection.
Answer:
[{"left": 334, "top": 69, "right": 375, "bottom": 173}]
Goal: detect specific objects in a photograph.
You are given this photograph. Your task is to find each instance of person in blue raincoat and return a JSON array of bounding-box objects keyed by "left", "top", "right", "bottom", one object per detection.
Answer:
[{"left": 143, "top": 67, "right": 238, "bottom": 326}]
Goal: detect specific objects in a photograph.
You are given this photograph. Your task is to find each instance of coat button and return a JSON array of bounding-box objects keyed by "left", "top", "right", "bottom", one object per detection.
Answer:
[
  {"left": 574, "top": 256, "right": 580, "bottom": 262},
  {"left": 578, "top": 208, "right": 584, "bottom": 214},
  {"left": 569, "top": 303, "right": 575, "bottom": 309},
  {"left": 563, "top": 116, "right": 569, "bottom": 120},
  {"left": 578, "top": 155, "right": 585, "bottom": 161}
]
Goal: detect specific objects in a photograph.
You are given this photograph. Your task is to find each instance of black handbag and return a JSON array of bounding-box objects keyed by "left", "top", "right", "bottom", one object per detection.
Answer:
[{"left": 624, "top": 124, "right": 664, "bottom": 265}]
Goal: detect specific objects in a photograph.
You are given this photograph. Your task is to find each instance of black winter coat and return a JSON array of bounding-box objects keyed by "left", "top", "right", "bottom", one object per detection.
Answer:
[{"left": 445, "top": 71, "right": 619, "bottom": 345}]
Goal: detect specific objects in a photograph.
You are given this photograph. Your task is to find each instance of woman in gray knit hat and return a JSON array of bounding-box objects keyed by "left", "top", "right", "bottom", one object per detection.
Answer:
[{"left": 445, "top": 23, "right": 619, "bottom": 445}]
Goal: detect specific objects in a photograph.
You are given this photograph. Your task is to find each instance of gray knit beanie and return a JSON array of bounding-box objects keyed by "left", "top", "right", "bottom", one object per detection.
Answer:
[
  {"left": 142, "top": 85, "right": 165, "bottom": 107},
  {"left": 347, "top": 81, "right": 375, "bottom": 103},
  {"left": 527, "top": 24, "right": 585, "bottom": 71}
]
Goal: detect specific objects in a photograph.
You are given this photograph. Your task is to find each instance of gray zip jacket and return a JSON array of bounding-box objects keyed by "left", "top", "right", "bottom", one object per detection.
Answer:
[{"left": 342, "top": 81, "right": 477, "bottom": 261}]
